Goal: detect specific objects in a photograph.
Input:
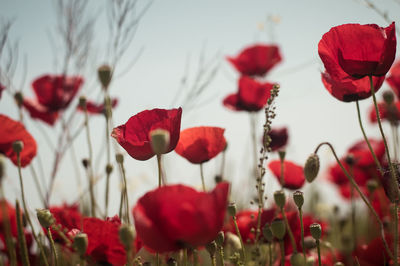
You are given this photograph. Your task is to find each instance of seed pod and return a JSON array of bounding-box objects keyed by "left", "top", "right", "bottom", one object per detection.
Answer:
[
  {"left": 290, "top": 253, "right": 306, "bottom": 266},
  {"left": 309, "top": 223, "right": 322, "bottom": 240},
  {"left": 98, "top": 65, "right": 112, "bottom": 89},
  {"left": 270, "top": 219, "right": 286, "bottom": 240},
  {"left": 12, "top": 141, "right": 24, "bottom": 154},
  {"left": 227, "top": 202, "right": 237, "bottom": 217},
  {"left": 119, "top": 224, "right": 135, "bottom": 249},
  {"left": 293, "top": 190, "right": 304, "bottom": 209},
  {"left": 73, "top": 233, "right": 88, "bottom": 256},
  {"left": 304, "top": 153, "right": 319, "bottom": 183},
  {"left": 36, "top": 209, "right": 55, "bottom": 228},
  {"left": 149, "top": 129, "right": 170, "bottom": 155},
  {"left": 274, "top": 190, "right": 286, "bottom": 209},
  {"left": 215, "top": 231, "right": 224, "bottom": 246},
  {"left": 262, "top": 224, "right": 273, "bottom": 242}
]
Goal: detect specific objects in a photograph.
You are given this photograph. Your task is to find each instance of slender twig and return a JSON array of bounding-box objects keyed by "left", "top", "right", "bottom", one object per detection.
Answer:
[{"left": 200, "top": 163, "right": 206, "bottom": 191}]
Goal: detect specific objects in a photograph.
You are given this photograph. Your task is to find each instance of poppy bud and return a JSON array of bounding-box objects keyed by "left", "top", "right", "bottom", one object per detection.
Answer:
[
  {"left": 293, "top": 190, "right": 304, "bottom": 209},
  {"left": 36, "top": 209, "right": 55, "bottom": 228},
  {"left": 167, "top": 258, "right": 178, "bottom": 266},
  {"left": 116, "top": 153, "right": 124, "bottom": 164},
  {"left": 73, "top": 233, "right": 88, "bottom": 256},
  {"left": 227, "top": 202, "right": 237, "bottom": 217},
  {"left": 149, "top": 129, "right": 170, "bottom": 155},
  {"left": 12, "top": 141, "right": 24, "bottom": 154},
  {"left": 82, "top": 158, "right": 90, "bottom": 169},
  {"left": 334, "top": 262, "right": 345, "bottom": 266},
  {"left": 206, "top": 241, "right": 217, "bottom": 256},
  {"left": 14, "top": 91, "right": 23, "bottom": 107},
  {"left": 79, "top": 96, "right": 87, "bottom": 109},
  {"left": 98, "top": 64, "right": 112, "bottom": 89},
  {"left": 381, "top": 165, "right": 400, "bottom": 203},
  {"left": 215, "top": 231, "right": 224, "bottom": 246},
  {"left": 366, "top": 179, "right": 378, "bottom": 194},
  {"left": 309, "top": 223, "right": 322, "bottom": 240},
  {"left": 303, "top": 236, "right": 317, "bottom": 249},
  {"left": 271, "top": 219, "right": 286, "bottom": 240},
  {"left": 119, "top": 224, "right": 135, "bottom": 249},
  {"left": 262, "top": 224, "right": 273, "bottom": 242},
  {"left": 0, "top": 155, "right": 4, "bottom": 181},
  {"left": 383, "top": 90, "right": 395, "bottom": 105},
  {"left": 105, "top": 163, "right": 113, "bottom": 174},
  {"left": 304, "top": 153, "right": 319, "bottom": 182},
  {"left": 290, "top": 253, "right": 306, "bottom": 266},
  {"left": 274, "top": 190, "right": 286, "bottom": 209}
]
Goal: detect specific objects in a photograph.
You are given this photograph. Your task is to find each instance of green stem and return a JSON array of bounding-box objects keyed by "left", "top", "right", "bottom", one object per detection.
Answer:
[
  {"left": 250, "top": 114, "right": 259, "bottom": 179},
  {"left": 314, "top": 142, "right": 394, "bottom": 259},
  {"left": 156, "top": 253, "right": 160, "bottom": 266},
  {"left": 118, "top": 160, "right": 130, "bottom": 224},
  {"left": 157, "top": 154, "right": 162, "bottom": 187},
  {"left": 104, "top": 93, "right": 112, "bottom": 217},
  {"left": 84, "top": 109, "right": 96, "bottom": 217},
  {"left": 281, "top": 209, "right": 297, "bottom": 252},
  {"left": 193, "top": 248, "right": 199, "bottom": 266},
  {"left": 15, "top": 201, "right": 30, "bottom": 266},
  {"left": 351, "top": 182, "right": 357, "bottom": 250},
  {"left": 200, "top": 163, "right": 206, "bottom": 191},
  {"left": 316, "top": 239, "right": 322, "bottom": 266},
  {"left": 280, "top": 157, "right": 285, "bottom": 188},
  {"left": 218, "top": 247, "right": 224, "bottom": 266},
  {"left": 299, "top": 208, "right": 305, "bottom": 259},
  {"left": 355, "top": 100, "right": 383, "bottom": 172},
  {"left": 16, "top": 153, "right": 49, "bottom": 266},
  {"left": 47, "top": 228, "right": 58, "bottom": 266},
  {"left": 279, "top": 240, "right": 285, "bottom": 266},
  {"left": 183, "top": 248, "right": 188, "bottom": 266},
  {"left": 210, "top": 255, "right": 216, "bottom": 266},
  {"left": 394, "top": 204, "right": 398, "bottom": 266},
  {"left": 232, "top": 216, "right": 246, "bottom": 262},
  {"left": 391, "top": 124, "right": 398, "bottom": 161}
]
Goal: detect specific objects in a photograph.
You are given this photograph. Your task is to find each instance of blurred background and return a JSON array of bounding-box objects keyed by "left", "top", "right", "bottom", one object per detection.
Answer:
[{"left": 0, "top": 0, "right": 399, "bottom": 217}]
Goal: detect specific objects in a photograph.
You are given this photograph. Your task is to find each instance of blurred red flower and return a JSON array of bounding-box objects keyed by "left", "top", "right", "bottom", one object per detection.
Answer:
[
  {"left": 368, "top": 101, "right": 400, "bottom": 124},
  {"left": 387, "top": 60, "right": 400, "bottom": 98},
  {"left": 223, "top": 76, "right": 274, "bottom": 112},
  {"left": 227, "top": 44, "right": 282, "bottom": 77},
  {"left": 22, "top": 98, "right": 59, "bottom": 126},
  {"left": 112, "top": 108, "right": 182, "bottom": 160},
  {"left": 321, "top": 71, "right": 385, "bottom": 102},
  {"left": 77, "top": 98, "right": 118, "bottom": 115},
  {"left": 175, "top": 126, "right": 226, "bottom": 164},
  {"left": 268, "top": 160, "right": 305, "bottom": 189},
  {"left": 0, "top": 114, "right": 37, "bottom": 167},
  {"left": 265, "top": 127, "right": 288, "bottom": 151},
  {"left": 224, "top": 208, "right": 275, "bottom": 243},
  {"left": 319, "top": 23, "right": 396, "bottom": 79},
  {"left": 347, "top": 139, "right": 385, "bottom": 168},
  {"left": 353, "top": 236, "right": 393, "bottom": 266},
  {"left": 83, "top": 216, "right": 127, "bottom": 266},
  {"left": 133, "top": 182, "right": 229, "bottom": 253},
  {"left": 49, "top": 203, "right": 83, "bottom": 243},
  {"left": 32, "top": 74, "right": 84, "bottom": 111}
]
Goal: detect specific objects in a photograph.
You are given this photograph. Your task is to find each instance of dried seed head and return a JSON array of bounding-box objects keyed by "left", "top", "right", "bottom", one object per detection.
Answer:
[
  {"left": 273, "top": 190, "right": 286, "bottom": 209},
  {"left": 105, "top": 163, "right": 113, "bottom": 174},
  {"left": 14, "top": 92, "right": 23, "bottom": 107},
  {"left": 383, "top": 90, "right": 395, "bottom": 105},
  {"left": 293, "top": 190, "right": 304, "bottom": 209},
  {"left": 262, "top": 224, "right": 273, "bottom": 242},
  {"left": 215, "top": 231, "right": 224, "bottom": 246},
  {"left": 98, "top": 64, "right": 112, "bottom": 89},
  {"left": 227, "top": 202, "right": 237, "bottom": 217},
  {"left": 78, "top": 96, "right": 87, "bottom": 109},
  {"left": 309, "top": 223, "right": 322, "bottom": 240},
  {"left": 116, "top": 153, "right": 124, "bottom": 164},
  {"left": 12, "top": 141, "right": 23, "bottom": 154},
  {"left": 290, "top": 253, "right": 305, "bottom": 266}
]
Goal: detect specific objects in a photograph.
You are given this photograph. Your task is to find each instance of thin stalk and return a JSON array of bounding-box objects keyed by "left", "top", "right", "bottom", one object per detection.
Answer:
[
  {"left": 355, "top": 100, "right": 383, "bottom": 172},
  {"left": 268, "top": 243, "right": 272, "bottom": 266},
  {"left": 84, "top": 108, "right": 96, "bottom": 217},
  {"left": 200, "top": 163, "right": 206, "bottom": 191},
  {"left": 16, "top": 153, "right": 49, "bottom": 266},
  {"left": 281, "top": 209, "right": 297, "bottom": 252},
  {"left": 280, "top": 157, "right": 285, "bottom": 188},
  {"left": 351, "top": 183, "right": 357, "bottom": 250},
  {"left": 298, "top": 208, "right": 306, "bottom": 259},
  {"left": 232, "top": 216, "right": 246, "bottom": 262},
  {"left": 104, "top": 93, "right": 112, "bottom": 217},
  {"left": 220, "top": 149, "right": 226, "bottom": 179},
  {"left": 29, "top": 166, "right": 46, "bottom": 206},
  {"left": 394, "top": 204, "right": 399, "bottom": 266},
  {"left": 118, "top": 160, "right": 130, "bottom": 224},
  {"left": 15, "top": 201, "right": 29, "bottom": 266},
  {"left": 250, "top": 114, "right": 259, "bottom": 179},
  {"left": 0, "top": 186, "right": 17, "bottom": 266},
  {"left": 183, "top": 248, "right": 188, "bottom": 266},
  {"left": 218, "top": 247, "right": 224, "bottom": 266},
  {"left": 316, "top": 239, "right": 322, "bottom": 266},
  {"left": 314, "top": 142, "right": 394, "bottom": 259},
  {"left": 279, "top": 240, "right": 285, "bottom": 266},
  {"left": 157, "top": 154, "right": 162, "bottom": 187},
  {"left": 391, "top": 124, "right": 398, "bottom": 161},
  {"left": 51, "top": 224, "right": 72, "bottom": 247},
  {"left": 210, "top": 255, "right": 216, "bottom": 266},
  {"left": 193, "top": 249, "right": 199, "bottom": 266},
  {"left": 156, "top": 253, "right": 160, "bottom": 266},
  {"left": 47, "top": 228, "right": 58, "bottom": 266}
]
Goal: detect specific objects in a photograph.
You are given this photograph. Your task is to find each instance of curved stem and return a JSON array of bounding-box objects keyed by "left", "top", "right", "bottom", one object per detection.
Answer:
[
  {"left": 104, "top": 93, "right": 112, "bottom": 217},
  {"left": 314, "top": 142, "right": 394, "bottom": 259},
  {"left": 200, "top": 163, "right": 206, "bottom": 191},
  {"left": 232, "top": 216, "right": 246, "bottom": 262}
]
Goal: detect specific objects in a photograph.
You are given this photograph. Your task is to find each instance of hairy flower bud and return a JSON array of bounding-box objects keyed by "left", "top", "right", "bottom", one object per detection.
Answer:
[
  {"left": 293, "top": 190, "right": 304, "bottom": 209},
  {"left": 98, "top": 64, "right": 112, "bottom": 89},
  {"left": 150, "top": 129, "right": 170, "bottom": 155},
  {"left": 310, "top": 223, "right": 322, "bottom": 240},
  {"left": 274, "top": 190, "right": 286, "bottom": 209},
  {"left": 271, "top": 219, "right": 286, "bottom": 240},
  {"left": 73, "top": 233, "right": 88, "bottom": 256},
  {"left": 304, "top": 153, "right": 319, "bottom": 182},
  {"left": 36, "top": 209, "right": 55, "bottom": 228}
]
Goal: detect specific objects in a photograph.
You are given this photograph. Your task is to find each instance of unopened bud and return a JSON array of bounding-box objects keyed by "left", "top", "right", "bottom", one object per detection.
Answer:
[
  {"left": 309, "top": 223, "right": 322, "bottom": 240},
  {"left": 205, "top": 241, "right": 217, "bottom": 256},
  {"left": 262, "top": 224, "right": 273, "bottom": 242},
  {"left": 14, "top": 92, "right": 23, "bottom": 107},
  {"left": 227, "top": 202, "right": 237, "bottom": 217},
  {"left": 73, "top": 233, "right": 88, "bottom": 256},
  {"left": 215, "top": 231, "right": 224, "bottom": 246},
  {"left": 79, "top": 96, "right": 87, "bottom": 109},
  {"left": 304, "top": 154, "right": 319, "bottom": 182},
  {"left": 304, "top": 236, "right": 317, "bottom": 249},
  {"left": 105, "top": 163, "right": 113, "bottom": 174},
  {"left": 274, "top": 190, "right": 286, "bottom": 209},
  {"left": 98, "top": 65, "right": 112, "bottom": 89},
  {"left": 119, "top": 224, "right": 135, "bottom": 249},
  {"left": 12, "top": 141, "right": 23, "bottom": 154},
  {"left": 366, "top": 179, "right": 378, "bottom": 194},
  {"left": 36, "top": 209, "right": 55, "bottom": 228},
  {"left": 290, "top": 253, "right": 306, "bottom": 266},
  {"left": 383, "top": 90, "right": 395, "bottom": 105},
  {"left": 270, "top": 219, "right": 286, "bottom": 240},
  {"left": 116, "top": 153, "right": 124, "bottom": 164},
  {"left": 293, "top": 190, "right": 304, "bottom": 209},
  {"left": 150, "top": 129, "right": 170, "bottom": 155}
]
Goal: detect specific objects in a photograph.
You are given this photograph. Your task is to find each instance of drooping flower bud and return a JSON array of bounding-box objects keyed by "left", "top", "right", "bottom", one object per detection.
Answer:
[
  {"left": 73, "top": 233, "right": 88, "bottom": 256},
  {"left": 215, "top": 231, "right": 224, "bottom": 246},
  {"left": 293, "top": 190, "right": 304, "bottom": 209},
  {"left": 36, "top": 209, "right": 55, "bottom": 228},
  {"left": 304, "top": 153, "right": 319, "bottom": 182},
  {"left": 309, "top": 223, "right": 322, "bottom": 240},
  {"left": 119, "top": 224, "right": 135, "bottom": 249},
  {"left": 12, "top": 141, "right": 24, "bottom": 154},
  {"left": 274, "top": 190, "right": 286, "bottom": 209},
  {"left": 98, "top": 64, "right": 112, "bottom": 89},
  {"left": 116, "top": 153, "right": 124, "bottom": 164},
  {"left": 227, "top": 202, "right": 237, "bottom": 217},
  {"left": 149, "top": 129, "right": 170, "bottom": 155},
  {"left": 270, "top": 219, "right": 286, "bottom": 240}
]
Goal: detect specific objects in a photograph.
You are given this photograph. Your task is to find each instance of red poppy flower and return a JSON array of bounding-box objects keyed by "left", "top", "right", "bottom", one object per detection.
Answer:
[
  {"left": 112, "top": 108, "right": 182, "bottom": 161},
  {"left": 49, "top": 203, "right": 83, "bottom": 243},
  {"left": 23, "top": 98, "right": 59, "bottom": 126},
  {"left": 32, "top": 74, "right": 84, "bottom": 111},
  {"left": 318, "top": 23, "right": 396, "bottom": 79},
  {"left": 175, "top": 126, "right": 226, "bottom": 164},
  {"left": 227, "top": 44, "right": 282, "bottom": 76},
  {"left": 387, "top": 60, "right": 400, "bottom": 98},
  {"left": 265, "top": 127, "right": 288, "bottom": 151},
  {"left": 133, "top": 182, "right": 229, "bottom": 253},
  {"left": 223, "top": 76, "right": 274, "bottom": 112},
  {"left": 77, "top": 98, "right": 118, "bottom": 115},
  {"left": 321, "top": 71, "right": 385, "bottom": 102},
  {"left": 83, "top": 216, "right": 127, "bottom": 266},
  {"left": 268, "top": 160, "right": 305, "bottom": 189},
  {"left": 368, "top": 101, "right": 400, "bottom": 124},
  {"left": 347, "top": 139, "right": 385, "bottom": 168},
  {"left": 0, "top": 114, "right": 37, "bottom": 167},
  {"left": 353, "top": 236, "right": 392, "bottom": 266},
  {"left": 224, "top": 208, "right": 275, "bottom": 243}
]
